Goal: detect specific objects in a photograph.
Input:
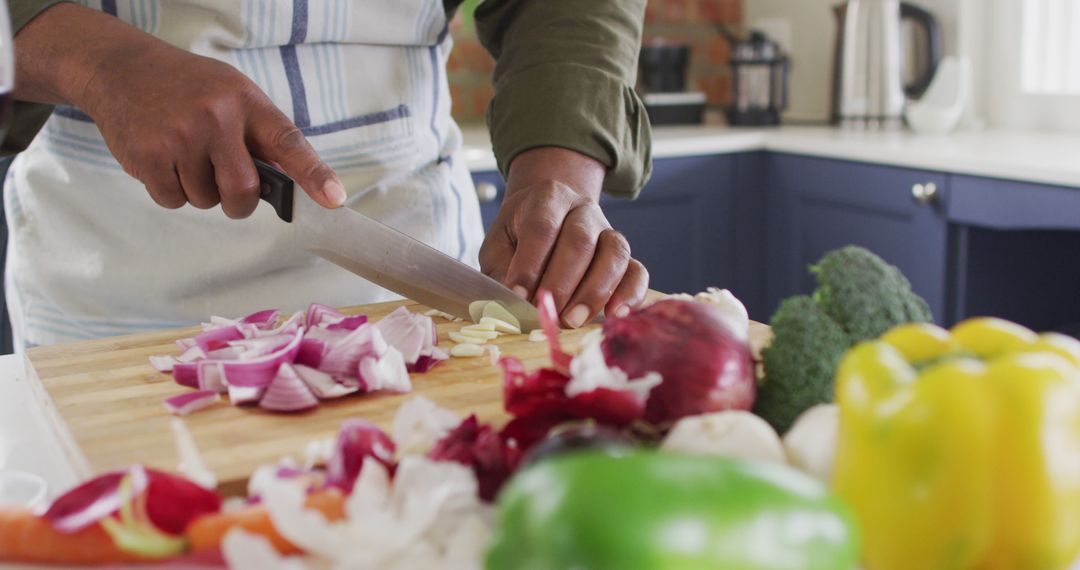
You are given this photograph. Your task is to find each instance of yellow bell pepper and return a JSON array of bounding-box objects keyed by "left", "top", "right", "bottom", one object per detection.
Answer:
[{"left": 834, "top": 318, "right": 1080, "bottom": 570}]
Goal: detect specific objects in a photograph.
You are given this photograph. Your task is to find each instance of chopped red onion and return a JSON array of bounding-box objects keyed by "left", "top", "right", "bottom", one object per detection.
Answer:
[
  {"left": 376, "top": 306, "right": 447, "bottom": 372},
  {"left": 326, "top": 419, "right": 395, "bottom": 492},
  {"left": 172, "top": 362, "right": 199, "bottom": 389},
  {"left": 258, "top": 363, "right": 318, "bottom": 413},
  {"left": 227, "top": 384, "right": 264, "bottom": 406},
  {"left": 358, "top": 346, "right": 411, "bottom": 393},
  {"left": 164, "top": 390, "right": 220, "bottom": 416},
  {"left": 376, "top": 307, "right": 427, "bottom": 364},
  {"left": 218, "top": 329, "right": 303, "bottom": 388},
  {"left": 293, "top": 364, "right": 359, "bottom": 399},
  {"left": 42, "top": 466, "right": 220, "bottom": 536},
  {"left": 150, "top": 355, "right": 177, "bottom": 373},
  {"left": 154, "top": 304, "right": 426, "bottom": 413},
  {"left": 326, "top": 314, "right": 369, "bottom": 331},
  {"left": 536, "top": 290, "right": 571, "bottom": 374},
  {"left": 197, "top": 362, "right": 227, "bottom": 393},
  {"left": 241, "top": 309, "right": 281, "bottom": 329},
  {"left": 318, "top": 325, "right": 387, "bottom": 380},
  {"left": 296, "top": 337, "right": 327, "bottom": 368},
  {"left": 194, "top": 326, "right": 244, "bottom": 353},
  {"left": 305, "top": 303, "right": 343, "bottom": 328}
]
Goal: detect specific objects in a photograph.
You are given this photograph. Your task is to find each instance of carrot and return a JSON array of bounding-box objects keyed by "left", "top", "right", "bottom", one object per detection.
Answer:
[
  {"left": 0, "top": 507, "right": 143, "bottom": 565},
  {"left": 186, "top": 488, "right": 346, "bottom": 555}
]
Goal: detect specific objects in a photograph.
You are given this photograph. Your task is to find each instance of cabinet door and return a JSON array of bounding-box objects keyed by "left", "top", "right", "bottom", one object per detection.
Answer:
[
  {"left": 472, "top": 155, "right": 739, "bottom": 297},
  {"left": 603, "top": 155, "right": 737, "bottom": 295},
  {"left": 765, "top": 154, "right": 948, "bottom": 321}
]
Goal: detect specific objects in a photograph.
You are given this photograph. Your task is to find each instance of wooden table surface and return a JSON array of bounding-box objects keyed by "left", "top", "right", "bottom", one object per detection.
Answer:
[{"left": 26, "top": 298, "right": 770, "bottom": 494}]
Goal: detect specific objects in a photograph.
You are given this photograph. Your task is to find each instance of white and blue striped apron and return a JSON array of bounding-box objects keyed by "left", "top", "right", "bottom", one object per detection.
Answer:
[{"left": 4, "top": 0, "right": 484, "bottom": 347}]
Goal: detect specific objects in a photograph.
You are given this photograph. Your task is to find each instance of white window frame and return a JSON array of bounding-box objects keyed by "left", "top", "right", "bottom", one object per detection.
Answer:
[{"left": 966, "top": 0, "right": 1080, "bottom": 132}]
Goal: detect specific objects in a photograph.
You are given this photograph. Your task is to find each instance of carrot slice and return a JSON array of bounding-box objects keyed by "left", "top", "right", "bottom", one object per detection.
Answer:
[
  {"left": 0, "top": 507, "right": 143, "bottom": 565},
  {"left": 186, "top": 488, "right": 346, "bottom": 555}
]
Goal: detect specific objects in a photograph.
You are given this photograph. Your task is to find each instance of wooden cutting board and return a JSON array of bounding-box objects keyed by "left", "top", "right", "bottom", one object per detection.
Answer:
[{"left": 26, "top": 298, "right": 771, "bottom": 495}]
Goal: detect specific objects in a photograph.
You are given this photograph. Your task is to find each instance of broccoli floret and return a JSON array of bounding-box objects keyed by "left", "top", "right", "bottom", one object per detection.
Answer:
[
  {"left": 811, "top": 246, "right": 932, "bottom": 339},
  {"left": 756, "top": 296, "right": 851, "bottom": 433},
  {"left": 756, "top": 246, "right": 933, "bottom": 434}
]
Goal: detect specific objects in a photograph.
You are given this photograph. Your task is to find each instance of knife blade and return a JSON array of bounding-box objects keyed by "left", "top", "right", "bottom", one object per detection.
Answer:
[{"left": 255, "top": 160, "right": 541, "bottom": 331}]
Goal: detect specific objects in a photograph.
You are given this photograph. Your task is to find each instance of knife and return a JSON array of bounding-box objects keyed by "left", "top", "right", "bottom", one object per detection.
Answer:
[{"left": 255, "top": 159, "right": 541, "bottom": 332}]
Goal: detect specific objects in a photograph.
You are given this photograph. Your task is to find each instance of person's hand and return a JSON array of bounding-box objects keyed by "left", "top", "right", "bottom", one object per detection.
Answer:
[
  {"left": 81, "top": 45, "right": 345, "bottom": 218},
  {"left": 14, "top": 4, "right": 344, "bottom": 219},
  {"left": 480, "top": 147, "right": 649, "bottom": 328}
]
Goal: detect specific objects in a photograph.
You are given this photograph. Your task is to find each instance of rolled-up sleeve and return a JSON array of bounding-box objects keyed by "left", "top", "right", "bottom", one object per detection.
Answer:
[
  {"left": 3, "top": 0, "right": 73, "bottom": 156},
  {"left": 474, "top": 0, "right": 652, "bottom": 199}
]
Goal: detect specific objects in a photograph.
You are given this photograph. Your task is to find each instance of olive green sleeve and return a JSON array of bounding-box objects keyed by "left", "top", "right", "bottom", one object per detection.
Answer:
[
  {"left": 474, "top": 0, "right": 652, "bottom": 199},
  {"left": 2, "top": 0, "right": 74, "bottom": 156}
]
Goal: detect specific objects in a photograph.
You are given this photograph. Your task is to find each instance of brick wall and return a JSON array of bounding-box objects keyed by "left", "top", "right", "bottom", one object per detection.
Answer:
[{"left": 447, "top": 0, "right": 744, "bottom": 124}]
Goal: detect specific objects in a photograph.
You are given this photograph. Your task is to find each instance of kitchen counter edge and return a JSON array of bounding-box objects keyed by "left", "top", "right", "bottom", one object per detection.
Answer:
[{"left": 461, "top": 125, "right": 1080, "bottom": 190}]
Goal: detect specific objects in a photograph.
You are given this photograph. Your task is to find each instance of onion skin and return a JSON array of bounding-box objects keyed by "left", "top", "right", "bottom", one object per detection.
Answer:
[{"left": 601, "top": 300, "right": 755, "bottom": 425}]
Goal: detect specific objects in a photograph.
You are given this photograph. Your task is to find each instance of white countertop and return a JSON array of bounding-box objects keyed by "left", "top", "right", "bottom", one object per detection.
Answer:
[
  {"left": 0, "top": 354, "right": 79, "bottom": 502},
  {"left": 462, "top": 125, "right": 1080, "bottom": 189}
]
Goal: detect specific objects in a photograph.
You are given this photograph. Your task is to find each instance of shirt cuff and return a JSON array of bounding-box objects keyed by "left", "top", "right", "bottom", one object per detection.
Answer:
[
  {"left": 486, "top": 62, "right": 652, "bottom": 199},
  {"left": 11, "top": 0, "right": 72, "bottom": 32}
]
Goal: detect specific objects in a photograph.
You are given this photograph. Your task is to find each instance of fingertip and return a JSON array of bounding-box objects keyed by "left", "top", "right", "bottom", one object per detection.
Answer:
[
  {"left": 512, "top": 285, "right": 528, "bottom": 299},
  {"left": 614, "top": 304, "right": 631, "bottom": 318},
  {"left": 564, "top": 304, "right": 590, "bottom": 329},
  {"left": 323, "top": 180, "right": 347, "bottom": 208}
]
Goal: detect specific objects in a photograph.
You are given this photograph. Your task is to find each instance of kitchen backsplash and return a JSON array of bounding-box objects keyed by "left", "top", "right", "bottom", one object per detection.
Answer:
[{"left": 448, "top": 0, "right": 744, "bottom": 123}]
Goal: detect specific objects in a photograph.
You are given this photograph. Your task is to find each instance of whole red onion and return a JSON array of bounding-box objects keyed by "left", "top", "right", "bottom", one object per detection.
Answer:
[{"left": 601, "top": 299, "right": 755, "bottom": 424}]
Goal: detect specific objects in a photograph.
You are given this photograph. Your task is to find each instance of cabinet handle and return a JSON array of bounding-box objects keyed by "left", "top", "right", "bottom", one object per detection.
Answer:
[
  {"left": 476, "top": 182, "right": 499, "bottom": 204},
  {"left": 911, "top": 182, "right": 939, "bottom": 205}
]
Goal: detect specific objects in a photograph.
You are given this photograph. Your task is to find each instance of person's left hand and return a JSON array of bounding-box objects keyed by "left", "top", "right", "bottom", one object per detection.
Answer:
[{"left": 479, "top": 147, "right": 650, "bottom": 328}]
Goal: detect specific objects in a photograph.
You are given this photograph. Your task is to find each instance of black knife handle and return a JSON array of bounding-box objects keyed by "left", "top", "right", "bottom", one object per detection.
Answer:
[{"left": 255, "top": 159, "right": 294, "bottom": 222}]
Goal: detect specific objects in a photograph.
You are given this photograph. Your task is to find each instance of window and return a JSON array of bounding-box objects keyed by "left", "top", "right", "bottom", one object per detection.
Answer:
[{"left": 1020, "top": 0, "right": 1080, "bottom": 95}]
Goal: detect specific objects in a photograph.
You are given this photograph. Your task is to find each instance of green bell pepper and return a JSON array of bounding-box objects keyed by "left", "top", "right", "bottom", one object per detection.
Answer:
[{"left": 486, "top": 451, "right": 859, "bottom": 570}]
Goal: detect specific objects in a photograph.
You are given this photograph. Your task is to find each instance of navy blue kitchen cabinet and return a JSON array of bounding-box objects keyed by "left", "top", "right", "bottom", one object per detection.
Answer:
[
  {"left": 945, "top": 175, "right": 1080, "bottom": 331},
  {"left": 763, "top": 153, "right": 949, "bottom": 322},
  {"left": 471, "top": 155, "right": 740, "bottom": 299},
  {"left": 475, "top": 151, "right": 1080, "bottom": 333}
]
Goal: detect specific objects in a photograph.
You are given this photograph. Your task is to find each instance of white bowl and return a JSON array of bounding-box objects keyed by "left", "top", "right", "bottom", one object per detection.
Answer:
[
  {"left": 906, "top": 56, "right": 972, "bottom": 135},
  {"left": 0, "top": 470, "right": 48, "bottom": 509}
]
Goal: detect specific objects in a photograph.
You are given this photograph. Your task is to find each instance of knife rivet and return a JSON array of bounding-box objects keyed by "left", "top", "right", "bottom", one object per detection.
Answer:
[{"left": 260, "top": 183, "right": 271, "bottom": 197}]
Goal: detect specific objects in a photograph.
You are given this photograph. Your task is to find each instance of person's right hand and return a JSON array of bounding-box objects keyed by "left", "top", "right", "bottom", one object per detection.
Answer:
[{"left": 78, "top": 44, "right": 346, "bottom": 218}]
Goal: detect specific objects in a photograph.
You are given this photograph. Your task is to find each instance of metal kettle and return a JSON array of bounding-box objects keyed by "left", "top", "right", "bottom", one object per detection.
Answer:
[{"left": 831, "top": 0, "right": 942, "bottom": 128}]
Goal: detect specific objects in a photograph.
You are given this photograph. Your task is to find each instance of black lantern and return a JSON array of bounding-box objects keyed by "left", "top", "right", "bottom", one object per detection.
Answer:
[{"left": 723, "top": 29, "right": 790, "bottom": 127}]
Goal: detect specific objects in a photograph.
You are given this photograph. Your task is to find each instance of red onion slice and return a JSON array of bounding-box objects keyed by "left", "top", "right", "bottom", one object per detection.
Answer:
[
  {"left": 296, "top": 337, "right": 327, "bottom": 368},
  {"left": 244, "top": 311, "right": 302, "bottom": 338},
  {"left": 318, "top": 324, "right": 387, "bottom": 379},
  {"left": 325, "top": 419, "right": 395, "bottom": 492},
  {"left": 42, "top": 466, "right": 220, "bottom": 536},
  {"left": 536, "top": 290, "right": 572, "bottom": 374},
  {"left": 259, "top": 363, "right": 318, "bottom": 413},
  {"left": 376, "top": 307, "right": 427, "bottom": 364},
  {"left": 227, "top": 384, "right": 264, "bottom": 406},
  {"left": 293, "top": 364, "right": 359, "bottom": 399},
  {"left": 164, "top": 390, "right": 220, "bottom": 416},
  {"left": 306, "top": 303, "right": 343, "bottom": 328},
  {"left": 376, "top": 306, "right": 445, "bottom": 372},
  {"left": 150, "top": 355, "right": 177, "bottom": 373},
  {"left": 218, "top": 329, "right": 303, "bottom": 388},
  {"left": 326, "top": 314, "right": 369, "bottom": 331},
  {"left": 241, "top": 309, "right": 280, "bottom": 329},
  {"left": 194, "top": 326, "right": 244, "bottom": 352},
  {"left": 358, "top": 346, "right": 411, "bottom": 393},
  {"left": 172, "top": 362, "right": 200, "bottom": 389},
  {"left": 197, "top": 362, "right": 226, "bottom": 393}
]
